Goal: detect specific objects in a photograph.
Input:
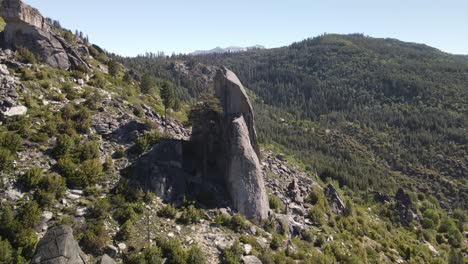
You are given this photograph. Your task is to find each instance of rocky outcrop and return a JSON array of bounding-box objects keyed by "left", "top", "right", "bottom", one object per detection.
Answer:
[
  {"left": 325, "top": 184, "right": 345, "bottom": 214},
  {"left": 1, "top": 0, "right": 88, "bottom": 69},
  {"left": 0, "top": 56, "right": 28, "bottom": 117},
  {"left": 395, "top": 188, "right": 416, "bottom": 226},
  {"left": 214, "top": 67, "right": 268, "bottom": 221},
  {"left": 130, "top": 140, "right": 188, "bottom": 201},
  {"left": 31, "top": 225, "right": 87, "bottom": 264},
  {"left": 215, "top": 67, "right": 259, "bottom": 156},
  {"left": 226, "top": 116, "right": 269, "bottom": 221}
]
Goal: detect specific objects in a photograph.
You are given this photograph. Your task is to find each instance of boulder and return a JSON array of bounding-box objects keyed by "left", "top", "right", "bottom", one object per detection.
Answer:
[
  {"left": 1, "top": 105, "right": 27, "bottom": 117},
  {"left": 242, "top": 255, "right": 262, "bottom": 264},
  {"left": 0, "top": 64, "right": 8, "bottom": 75},
  {"left": 226, "top": 116, "right": 268, "bottom": 221},
  {"left": 31, "top": 225, "right": 87, "bottom": 264},
  {"left": 100, "top": 254, "right": 116, "bottom": 264},
  {"left": 1, "top": 0, "right": 89, "bottom": 69}
]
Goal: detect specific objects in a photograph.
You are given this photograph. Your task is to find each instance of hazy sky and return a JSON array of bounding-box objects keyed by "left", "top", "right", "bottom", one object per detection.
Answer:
[{"left": 25, "top": 0, "right": 468, "bottom": 57}]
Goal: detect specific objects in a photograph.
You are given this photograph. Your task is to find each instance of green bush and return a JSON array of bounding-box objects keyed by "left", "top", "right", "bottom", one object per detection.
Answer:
[
  {"left": 180, "top": 205, "right": 203, "bottom": 225},
  {"left": 134, "top": 131, "right": 161, "bottom": 154},
  {"left": 81, "top": 221, "right": 109, "bottom": 254},
  {"left": 0, "top": 132, "right": 23, "bottom": 152},
  {"left": 0, "top": 148, "right": 14, "bottom": 172},
  {"left": 186, "top": 245, "right": 207, "bottom": 264},
  {"left": 158, "top": 204, "right": 177, "bottom": 219},
  {"left": 0, "top": 237, "right": 14, "bottom": 264},
  {"left": 117, "top": 220, "right": 134, "bottom": 241},
  {"left": 62, "top": 83, "right": 79, "bottom": 100},
  {"left": 127, "top": 246, "right": 163, "bottom": 264},
  {"left": 18, "top": 48, "right": 36, "bottom": 64},
  {"left": 19, "top": 167, "right": 43, "bottom": 190},
  {"left": 79, "top": 159, "right": 103, "bottom": 187},
  {"left": 221, "top": 241, "right": 243, "bottom": 264},
  {"left": 230, "top": 213, "right": 248, "bottom": 232},
  {"left": 269, "top": 194, "right": 286, "bottom": 214},
  {"left": 308, "top": 206, "right": 325, "bottom": 226},
  {"left": 79, "top": 141, "right": 100, "bottom": 160},
  {"left": 158, "top": 238, "right": 187, "bottom": 264},
  {"left": 270, "top": 233, "right": 282, "bottom": 250},
  {"left": 53, "top": 134, "right": 75, "bottom": 158}
]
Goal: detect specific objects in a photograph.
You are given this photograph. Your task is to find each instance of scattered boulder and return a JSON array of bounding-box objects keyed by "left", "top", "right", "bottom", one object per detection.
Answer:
[
  {"left": 242, "top": 255, "right": 262, "bottom": 264},
  {"left": 100, "top": 254, "right": 116, "bottom": 264},
  {"left": 1, "top": 105, "right": 27, "bottom": 117},
  {"left": 31, "top": 225, "right": 87, "bottom": 264},
  {"left": 287, "top": 178, "right": 304, "bottom": 203}
]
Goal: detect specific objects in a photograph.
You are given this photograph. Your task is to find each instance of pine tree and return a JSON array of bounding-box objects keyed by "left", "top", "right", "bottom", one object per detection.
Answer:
[
  {"left": 160, "top": 82, "right": 174, "bottom": 129},
  {"left": 140, "top": 74, "right": 154, "bottom": 94}
]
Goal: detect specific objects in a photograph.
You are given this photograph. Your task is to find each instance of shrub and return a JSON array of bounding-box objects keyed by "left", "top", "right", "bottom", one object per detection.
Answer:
[
  {"left": 221, "top": 241, "right": 243, "bottom": 264},
  {"left": 79, "top": 159, "right": 103, "bottom": 187},
  {"left": 134, "top": 131, "right": 161, "bottom": 154},
  {"left": 158, "top": 205, "right": 177, "bottom": 219},
  {"left": 113, "top": 147, "right": 126, "bottom": 159},
  {"left": 308, "top": 206, "right": 325, "bottom": 226},
  {"left": 0, "top": 148, "right": 14, "bottom": 172},
  {"left": 18, "top": 201, "right": 41, "bottom": 228},
  {"left": 62, "top": 83, "right": 79, "bottom": 100},
  {"left": 186, "top": 245, "right": 207, "bottom": 264},
  {"left": 269, "top": 194, "right": 286, "bottom": 214},
  {"left": 20, "top": 68, "right": 34, "bottom": 80},
  {"left": 81, "top": 221, "right": 109, "bottom": 254},
  {"left": 180, "top": 205, "right": 203, "bottom": 225},
  {"left": 422, "top": 209, "right": 439, "bottom": 227},
  {"left": 79, "top": 141, "right": 100, "bottom": 160},
  {"left": 39, "top": 174, "right": 66, "bottom": 199},
  {"left": 0, "top": 237, "right": 14, "bottom": 264},
  {"left": 113, "top": 203, "right": 137, "bottom": 224},
  {"left": 158, "top": 238, "right": 187, "bottom": 264},
  {"left": 0, "top": 132, "right": 23, "bottom": 152},
  {"left": 270, "top": 233, "right": 282, "bottom": 250},
  {"left": 19, "top": 167, "right": 43, "bottom": 190},
  {"left": 230, "top": 213, "right": 248, "bottom": 232},
  {"left": 117, "top": 220, "right": 134, "bottom": 241},
  {"left": 53, "top": 134, "right": 75, "bottom": 158},
  {"left": 18, "top": 48, "right": 36, "bottom": 64}
]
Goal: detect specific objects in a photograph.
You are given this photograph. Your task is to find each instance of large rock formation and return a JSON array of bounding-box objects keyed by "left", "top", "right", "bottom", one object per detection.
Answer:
[
  {"left": 31, "top": 225, "right": 87, "bottom": 264},
  {"left": 1, "top": 0, "right": 87, "bottom": 69},
  {"left": 226, "top": 116, "right": 269, "bottom": 220},
  {"left": 215, "top": 67, "right": 259, "bottom": 156},
  {"left": 215, "top": 67, "right": 268, "bottom": 221}
]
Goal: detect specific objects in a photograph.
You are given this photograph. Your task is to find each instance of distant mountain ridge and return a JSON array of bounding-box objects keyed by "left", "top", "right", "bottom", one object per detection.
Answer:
[{"left": 191, "top": 45, "right": 265, "bottom": 55}]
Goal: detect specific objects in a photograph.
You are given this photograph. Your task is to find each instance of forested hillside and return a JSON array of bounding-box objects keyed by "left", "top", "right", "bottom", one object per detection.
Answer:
[{"left": 117, "top": 34, "right": 468, "bottom": 209}]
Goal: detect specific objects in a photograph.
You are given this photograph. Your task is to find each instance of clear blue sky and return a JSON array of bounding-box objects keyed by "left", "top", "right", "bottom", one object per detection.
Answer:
[{"left": 25, "top": 0, "right": 468, "bottom": 57}]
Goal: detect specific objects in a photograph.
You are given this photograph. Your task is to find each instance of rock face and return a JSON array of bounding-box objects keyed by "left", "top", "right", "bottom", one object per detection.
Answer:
[
  {"left": 215, "top": 67, "right": 259, "bottom": 156},
  {"left": 31, "top": 225, "right": 87, "bottom": 264},
  {"left": 215, "top": 67, "right": 268, "bottom": 221},
  {"left": 226, "top": 116, "right": 268, "bottom": 221},
  {"left": 1, "top": 0, "right": 87, "bottom": 69},
  {"left": 130, "top": 140, "right": 188, "bottom": 201}
]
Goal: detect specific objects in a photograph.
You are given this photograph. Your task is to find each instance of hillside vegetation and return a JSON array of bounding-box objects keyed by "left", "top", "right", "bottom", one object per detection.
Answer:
[{"left": 119, "top": 34, "right": 468, "bottom": 209}]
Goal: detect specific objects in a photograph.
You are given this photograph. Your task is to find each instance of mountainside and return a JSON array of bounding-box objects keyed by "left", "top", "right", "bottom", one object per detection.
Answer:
[
  {"left": 0, "top": 1, "right": 467, "bottom": 263},
  {"left": 118, "top": 34, "right": 468, "bottom": 209},
  {"left": 191, "top": 45, "right": 265, "bottom": 55}
]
